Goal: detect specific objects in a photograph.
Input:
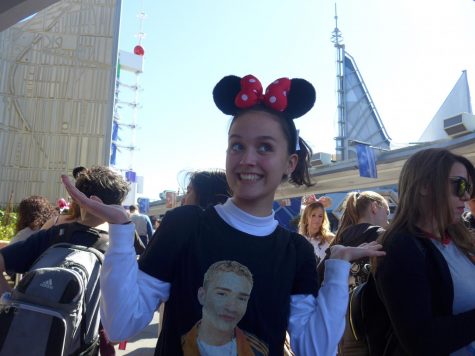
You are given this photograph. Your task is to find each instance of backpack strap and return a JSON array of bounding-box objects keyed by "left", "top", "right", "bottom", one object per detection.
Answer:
[{"left": 56, "top": 223, "right": 109, "bottom": 254}]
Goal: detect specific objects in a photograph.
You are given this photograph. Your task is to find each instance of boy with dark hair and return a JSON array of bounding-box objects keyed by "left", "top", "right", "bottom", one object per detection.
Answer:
[
  {"left": 0, "top": 166, "right": 130, "bottom": 355},
  {"left": 0, "top": 165, "right": 129, "bottom": 295}
]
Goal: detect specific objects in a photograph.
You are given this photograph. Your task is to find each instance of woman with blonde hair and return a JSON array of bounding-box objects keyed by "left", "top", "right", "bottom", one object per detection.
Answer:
[
  {"left": 298, "top": 196, "right": 335, "bottom": 265},
  {"left": 335, "top": 191, "right": 389, "bottom": 245},
  {"left": 333, "top": 191, "right": 389, "bottom": 287},
  {"left": 328, "top": 191, "right": 389, "bottom": 355}
]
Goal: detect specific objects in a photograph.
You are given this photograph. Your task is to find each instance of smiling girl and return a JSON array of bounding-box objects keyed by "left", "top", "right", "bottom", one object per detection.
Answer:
[{"left": 62, "top": 74, "right": 384, "bottom": 356}]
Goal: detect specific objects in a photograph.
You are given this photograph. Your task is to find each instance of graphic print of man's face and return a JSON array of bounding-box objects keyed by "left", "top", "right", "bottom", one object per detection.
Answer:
[{"left": 198, "top": 270, "right": 252, "bottom": 334}]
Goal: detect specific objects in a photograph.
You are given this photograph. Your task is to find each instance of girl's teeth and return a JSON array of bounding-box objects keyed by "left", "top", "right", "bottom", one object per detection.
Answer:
[{"left": 241, "top": 174, "right": 259, "bottom": 181}]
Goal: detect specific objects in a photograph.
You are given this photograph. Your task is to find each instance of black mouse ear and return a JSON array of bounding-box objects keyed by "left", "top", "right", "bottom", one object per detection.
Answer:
[
  {"left": 285, "top": 78, "right": 316, "bottom": 119},
  {"left": 213, "top": 75, "right": 242, "bottom": 116}
]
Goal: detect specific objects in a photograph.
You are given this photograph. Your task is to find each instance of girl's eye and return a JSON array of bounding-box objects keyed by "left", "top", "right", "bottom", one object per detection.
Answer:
[
  {"left": 229, "top": 143, "right": 243, "bottom": 152},
  {"left": 258, "top": 143, "right": 273, "bottom": 153}
]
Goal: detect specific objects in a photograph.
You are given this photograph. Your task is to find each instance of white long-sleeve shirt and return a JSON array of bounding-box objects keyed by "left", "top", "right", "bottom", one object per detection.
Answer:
[{"left": 100, "top": 203, "right": 350, "bottom": 355}]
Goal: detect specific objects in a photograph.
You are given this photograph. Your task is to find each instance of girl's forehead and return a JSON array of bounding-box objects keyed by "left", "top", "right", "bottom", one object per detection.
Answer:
[
  {"left": 450, "top": 161, "right": 468, "bottom": 177},
  {"left": 229, "top": 111, "right": 285, "bottom": 136},
  {"left": 311, "top": 207, "right": 323, "bottom": 214}
]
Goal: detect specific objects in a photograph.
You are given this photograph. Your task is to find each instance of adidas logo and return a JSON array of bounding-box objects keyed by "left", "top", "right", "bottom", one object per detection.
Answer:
[{"left": 40, "top": 279, "right": 54, "bottom": 290}]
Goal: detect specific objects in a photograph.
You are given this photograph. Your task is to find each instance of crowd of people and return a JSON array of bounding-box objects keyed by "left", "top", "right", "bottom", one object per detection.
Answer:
[{"left": 1, "top": 73, "right": 474, "bottom": 356}]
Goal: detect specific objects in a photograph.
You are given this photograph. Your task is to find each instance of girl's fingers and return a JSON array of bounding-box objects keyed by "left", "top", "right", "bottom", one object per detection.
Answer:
[
  {"left": 329, "top": 244, "right": 386, "bottom": 261},
  {"left": 61, "top": 175, "right": 129, "bottom": 224}
]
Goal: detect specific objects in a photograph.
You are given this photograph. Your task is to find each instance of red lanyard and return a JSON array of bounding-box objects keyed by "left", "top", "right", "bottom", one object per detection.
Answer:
[{"left": 423, "top": 231, "right": 451, "bottom": 245}]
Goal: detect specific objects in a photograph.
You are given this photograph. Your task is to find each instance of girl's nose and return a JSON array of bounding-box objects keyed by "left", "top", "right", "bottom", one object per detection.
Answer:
[
  {"left": 240, "top": 149, "right": 257, "bottom": 166},
  {"left": 462, "top": 190, "right": 471, "bottom": 201}
]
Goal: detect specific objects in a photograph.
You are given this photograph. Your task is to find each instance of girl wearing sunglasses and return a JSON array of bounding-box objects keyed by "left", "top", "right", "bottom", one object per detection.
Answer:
[{"left": 373, "top": 148, "right": 475, "bottom": 355}]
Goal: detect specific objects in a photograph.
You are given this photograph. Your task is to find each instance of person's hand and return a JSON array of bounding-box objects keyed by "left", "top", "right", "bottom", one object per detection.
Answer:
[
  {"left": 328, "top": 241, "right": 385, "bottom": 262},
  {"left": 61, "top": 175, "right": 130, "bottom": 225}
]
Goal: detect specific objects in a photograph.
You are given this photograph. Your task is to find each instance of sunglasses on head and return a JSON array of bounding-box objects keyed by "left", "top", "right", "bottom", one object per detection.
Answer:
[{"left": 449, "top": 176, "right": 472, "bottom": 198}]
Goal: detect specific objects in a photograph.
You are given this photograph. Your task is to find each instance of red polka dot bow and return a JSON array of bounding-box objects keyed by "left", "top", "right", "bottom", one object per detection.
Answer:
[{"left": 234, "top": 75, "right": 291, "bottom": 112}]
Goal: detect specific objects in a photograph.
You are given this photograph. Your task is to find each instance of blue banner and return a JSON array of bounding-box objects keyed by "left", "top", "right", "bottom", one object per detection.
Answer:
[
  {"left": 356, "top": 143, "right": 377, "bottom": 178},
  {"left": 110, "top": 143, "right": 117, "bottom": 165},
  {"left": 125, "top": 170, "right": 137, "bottom": 183},
  {"left": 112, "top": 120, "right": 119, "bottom": 141},
  {"left": 138, "top": 197, "right": 150, "bottom": 214}
]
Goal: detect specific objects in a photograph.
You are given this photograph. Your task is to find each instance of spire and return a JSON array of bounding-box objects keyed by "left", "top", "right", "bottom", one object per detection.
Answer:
[
  {"left": 331, "top": 4, "right": 343, "bottom": 48},
  {"left": 134, "top": 3, "right": 146, "bottom": 56},
  {"left": 332, "top": 4, "right": 347, "bottom": 160}
]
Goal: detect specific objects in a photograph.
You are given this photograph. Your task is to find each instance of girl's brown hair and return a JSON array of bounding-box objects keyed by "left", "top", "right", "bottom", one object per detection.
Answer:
[{"left": 16, "top": 195, "right": 57, "bottom": 232}]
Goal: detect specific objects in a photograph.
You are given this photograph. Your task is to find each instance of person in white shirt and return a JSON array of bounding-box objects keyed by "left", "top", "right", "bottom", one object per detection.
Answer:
[{"left": 62, "top": 74, "right": 385, "bottom": 356}]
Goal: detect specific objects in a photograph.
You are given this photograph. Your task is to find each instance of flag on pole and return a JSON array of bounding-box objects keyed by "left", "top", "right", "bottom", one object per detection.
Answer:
[
  {"left": 125, "top": 170, "right": 137, "bottom": 183},
  {"left": 356, "top": 143, "right": 377, "bottom": 178},
  {"left": 110, "top": 143, "right": 117, "bottom": 165},
  {"left": 138, "top": 197, "right": 150, "bottom": 214},
  {"left": 112, "top": 120, "right": 119, "bottom": 141}
]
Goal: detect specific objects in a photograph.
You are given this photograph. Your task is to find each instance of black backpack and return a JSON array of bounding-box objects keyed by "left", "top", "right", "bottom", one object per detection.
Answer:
[
  {"left": 0, "top": 226, "right": 105, "bottom": 356},
  {"left": 349, "top": 237, "right": 430, "bottom": 356},
  {"left": 332, "top": 226, "right": 383, "bottom": 356},
  {"left": 348, "top": 274, "right": 399, "bottom": 356}
]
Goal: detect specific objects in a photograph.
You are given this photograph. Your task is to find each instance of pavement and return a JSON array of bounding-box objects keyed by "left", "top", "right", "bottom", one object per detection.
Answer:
[{"left": 115, "top": 311, "right": 160, "bottom": 356}]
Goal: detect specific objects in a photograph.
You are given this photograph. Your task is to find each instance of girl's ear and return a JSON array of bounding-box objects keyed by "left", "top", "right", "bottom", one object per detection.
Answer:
[{"left": 286, "top": 153, "right": 298, "bottom": 176}]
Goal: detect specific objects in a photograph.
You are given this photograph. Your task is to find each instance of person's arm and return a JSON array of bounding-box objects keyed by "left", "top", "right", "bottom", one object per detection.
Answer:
[
  {"left": 100, "top": 223, "right": 171, "bottom": 341},
  {"left": 289, "top": 241, "right": 385, "bottom": 355},
  {"left": 1, "top": 229, "right": 53, "bottom": 274},
  {"left": 288, "top": 259, "right": 350, "bottom": 356},
  {"left": 0, "top": 254, "right": 12, "bottom": 295},
  {"left": 60, "top": 176, "right": 169, "bottom": 340}
]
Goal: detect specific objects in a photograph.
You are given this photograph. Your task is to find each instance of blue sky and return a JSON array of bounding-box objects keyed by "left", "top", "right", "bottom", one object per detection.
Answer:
[{"left": 116, "top": 0, "right": 475, "bottom": 200}]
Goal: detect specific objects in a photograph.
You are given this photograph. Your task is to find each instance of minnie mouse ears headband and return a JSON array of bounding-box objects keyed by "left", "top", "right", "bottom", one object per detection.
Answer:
[
  {"left": 213, "top": 74, "right": 316, "bottom": 120},
  {"left": 302, "top": 194, "right": 333, "bottom": 208}
]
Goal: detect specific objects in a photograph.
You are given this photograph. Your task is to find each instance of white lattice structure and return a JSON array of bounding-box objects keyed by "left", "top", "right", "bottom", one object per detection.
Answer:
[{"left": 0, "top": 0, "right": 121, "bottom": 206}]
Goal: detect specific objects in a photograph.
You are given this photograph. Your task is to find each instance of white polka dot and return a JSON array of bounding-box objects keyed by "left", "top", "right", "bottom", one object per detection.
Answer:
[
  {"left": 241, "top": 94, "right": 248, "bottom": 101},
  {"left": 283, "top": 91, "right": 287, "bottom": 97},
  {"left": 249, "top": 78, "right": 256, "bottom": 83},
  {"left": 269, "top": 96, "right": 277, "bottom": 103}
]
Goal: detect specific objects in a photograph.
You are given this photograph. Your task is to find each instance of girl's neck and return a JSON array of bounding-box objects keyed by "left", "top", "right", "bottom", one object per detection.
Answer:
[
  {"left": 416, "top": 220, "right": 440, "bottom": 237},
  {"left": 308, "top": 230, "right": 321, "bottom": 239},
  {"left": 230, "top": 197, "right": 273, "bottom": 217},
  {"left": 358, "top": 215, "right": 375, "bottom": 226}
]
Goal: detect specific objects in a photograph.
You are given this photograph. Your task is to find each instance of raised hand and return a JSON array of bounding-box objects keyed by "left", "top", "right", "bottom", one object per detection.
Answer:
[
  {"left": 61, "top": 175, "right": 130, "bottom": 225},
  {"left": 329, "top": 241, "right": 385, "bottom": 262}
]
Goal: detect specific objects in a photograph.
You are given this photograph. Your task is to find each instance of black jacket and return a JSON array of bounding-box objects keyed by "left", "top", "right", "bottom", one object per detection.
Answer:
[{"left": 374, "top": 229, "right": 475, "bottom": 355}]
